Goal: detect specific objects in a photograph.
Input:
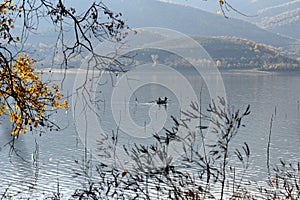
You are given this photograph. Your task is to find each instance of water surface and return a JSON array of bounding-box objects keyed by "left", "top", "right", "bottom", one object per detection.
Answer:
[{"left": 0, "top": 70, "right": 299, "bottom": 197}]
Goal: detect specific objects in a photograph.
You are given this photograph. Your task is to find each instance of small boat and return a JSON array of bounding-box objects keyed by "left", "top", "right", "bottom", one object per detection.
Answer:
[{"left": 157, "top": 97, "right": 168, "bottom": 105}]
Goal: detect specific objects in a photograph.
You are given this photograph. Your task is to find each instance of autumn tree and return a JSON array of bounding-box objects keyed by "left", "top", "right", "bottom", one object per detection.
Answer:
[{"left": 0, "top": 0, "right": 127, "bottom": 136}]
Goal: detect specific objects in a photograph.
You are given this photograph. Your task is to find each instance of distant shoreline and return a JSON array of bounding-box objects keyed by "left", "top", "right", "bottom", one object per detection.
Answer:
[
  {"left": 39, "top": 67, "right": 300, "bottom": 75},
  {"left": 220, "top": 67, "right": 300, "bottom": 75}
]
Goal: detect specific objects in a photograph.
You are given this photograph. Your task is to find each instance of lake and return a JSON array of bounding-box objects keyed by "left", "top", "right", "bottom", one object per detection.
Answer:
[{"left": 0, "top": 69, "right": 299, "bottom": 198}]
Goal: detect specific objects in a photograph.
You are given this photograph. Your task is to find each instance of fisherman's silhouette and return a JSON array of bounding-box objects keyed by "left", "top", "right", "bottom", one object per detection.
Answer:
[{"left": 157, "top": 97, "right": 168, "bottom": 105}]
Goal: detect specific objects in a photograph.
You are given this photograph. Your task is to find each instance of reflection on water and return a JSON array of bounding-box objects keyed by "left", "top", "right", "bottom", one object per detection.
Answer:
[{"left": 0, "top": 71, "right": 299, "bottom": 197}]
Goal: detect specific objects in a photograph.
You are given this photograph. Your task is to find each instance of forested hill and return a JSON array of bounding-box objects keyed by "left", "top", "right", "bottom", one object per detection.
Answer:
[
  {"left": 118, "top": 36, "right": 300, "bottom": 71},
  {"left": 196, "top": 37, "right": 300, "bottom": 71}
]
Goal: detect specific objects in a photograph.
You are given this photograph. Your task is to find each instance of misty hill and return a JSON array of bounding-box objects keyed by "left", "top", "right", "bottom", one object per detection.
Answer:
[
  {"left": 166, "top": 0, "right": 300, "bottom": 41},
  {"left": 108, "top": 0, "right": 300, "bottom": 56},
  {"left": 21, "top": 0, "right": 300, "bottom": 70},
  {"left": 256, "top": 1, "right": 300, "bottom": 40},
  {"left": 166, "top": 0, "right": 293, "bottom": 21}
]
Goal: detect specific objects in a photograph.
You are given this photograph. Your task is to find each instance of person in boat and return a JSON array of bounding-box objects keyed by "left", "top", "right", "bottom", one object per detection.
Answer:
[{"left": 157, "top": 97, "right": 168, "bottom": 105}]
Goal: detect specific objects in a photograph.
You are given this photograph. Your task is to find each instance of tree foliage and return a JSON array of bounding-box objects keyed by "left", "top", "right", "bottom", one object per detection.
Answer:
[{"left": 0, "top": 53, "right": 68, "bottom": 135}]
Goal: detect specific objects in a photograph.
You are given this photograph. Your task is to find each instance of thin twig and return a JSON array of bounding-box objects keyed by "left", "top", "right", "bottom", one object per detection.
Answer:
[{"left": 267, "top": 114, "right": 274, "bottom": 180}]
